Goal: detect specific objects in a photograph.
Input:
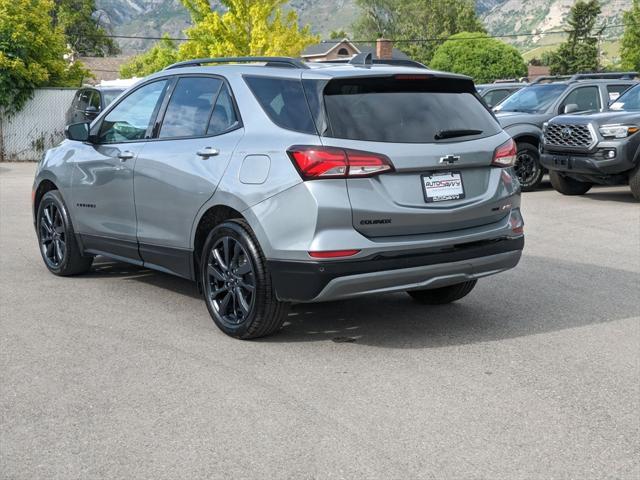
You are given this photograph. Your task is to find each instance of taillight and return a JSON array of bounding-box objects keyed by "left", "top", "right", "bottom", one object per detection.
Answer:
[
  {"left": 492, "top": 138, "right": 517, "bottom": 167},
  {"left": 287, "top": 146, "right": 394, "bottom": 180}
]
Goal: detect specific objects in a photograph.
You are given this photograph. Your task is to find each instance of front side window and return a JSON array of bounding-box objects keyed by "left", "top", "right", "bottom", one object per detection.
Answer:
[
  {"left": 97, "top": 80, "right": 168, "bottom": 143},
  {"left": 560, "top": 86, "right": 601, "bottom": 113},
  {"left": 76, "top": 90, "right": 92, "bottom": 111},
  {"left": 159, "top": 77, "right": 222, "bottom": 138}
]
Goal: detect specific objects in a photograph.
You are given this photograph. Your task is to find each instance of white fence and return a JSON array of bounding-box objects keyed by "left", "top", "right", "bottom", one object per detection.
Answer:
[{"left": 0, "top": 88, "right": 77, "bottom": 162}]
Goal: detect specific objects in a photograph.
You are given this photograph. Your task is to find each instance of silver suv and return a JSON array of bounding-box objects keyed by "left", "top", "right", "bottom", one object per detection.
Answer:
[{"left": 33, "top": 56, "right": 525, "bottom": 339}]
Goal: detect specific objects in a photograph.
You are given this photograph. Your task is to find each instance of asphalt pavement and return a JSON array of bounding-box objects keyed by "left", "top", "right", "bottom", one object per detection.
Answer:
[{"left": 1, "top": 162, "right": 638, "bottom": 479}]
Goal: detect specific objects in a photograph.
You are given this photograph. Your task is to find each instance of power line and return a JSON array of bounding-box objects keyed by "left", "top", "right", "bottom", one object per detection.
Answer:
[{"left": 94, "top": 22, "right": 629, "bottom": 44}]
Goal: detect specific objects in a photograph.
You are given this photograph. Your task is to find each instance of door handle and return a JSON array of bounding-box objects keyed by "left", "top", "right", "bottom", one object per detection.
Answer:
[
  {"left": 118, "top": 151, "right": 134, "bottom": 162},
  {"left": 196, "top": 147, "right": 219, "bottom": 159}
]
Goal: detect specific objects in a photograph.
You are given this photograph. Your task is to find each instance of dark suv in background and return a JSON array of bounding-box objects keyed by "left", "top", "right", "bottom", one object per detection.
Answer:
[
  {"left": 493, "top": 72, "right": 638, "bottom": 190},
  {"left": 476, "top": 81, "right": 526, "bottom": 108},
  {"left": 540, "top": 83, "right": 640, "bottom": 200},
  {"left": 65, "top": 86, "right": 125, "bottom": 125}
]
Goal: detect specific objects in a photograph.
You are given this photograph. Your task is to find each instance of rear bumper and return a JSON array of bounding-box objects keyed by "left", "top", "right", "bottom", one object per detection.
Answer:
[{"left": 268, "top": 236, "right": 524, "bottom": 302}]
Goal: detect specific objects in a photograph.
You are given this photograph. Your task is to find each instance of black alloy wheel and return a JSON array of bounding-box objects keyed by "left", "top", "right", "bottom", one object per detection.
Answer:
[
  {"left": 200, "top": 220, "right": 290, "bottom": 339},
  {"left": 39, "top": 203, "right": 66, "bottom": 268},
  {"left": 36, "top": 190, "right": 93, "bottom": 276},
  {"left": 205, "top": 235, "right": 256, "bottom": 327}
]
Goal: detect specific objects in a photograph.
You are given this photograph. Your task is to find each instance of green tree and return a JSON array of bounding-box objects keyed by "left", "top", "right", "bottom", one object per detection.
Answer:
[
  {"left": 0, "top": 0, "right": 89, "bottom": 115},
  {"left": 352, "top": 0, "right": 484, "bottom": 65},
  {"left": 545, "top": 0, "right": 602, "bottom": 75},
  {"left": 620, "top": 0, "right": 640, "bottom": 70},
  {"left": 53, "top": 0, "right": 119, "bottom": 56},
  {"left": 329, "top": 29, "right": 349, "bottom": 39},
  {"left": 119, "top": 36, "right": 179, "bottom": 78},
  {"left": 121, "top": 0, "right": 318, "bottom": 77},
  {"left": 430, "top": 32, "right": 527, "bottom": 83}
]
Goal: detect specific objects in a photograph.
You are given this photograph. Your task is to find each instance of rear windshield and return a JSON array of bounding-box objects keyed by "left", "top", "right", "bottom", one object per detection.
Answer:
[{"left": 320, "top": 77, "right": 501, "bottom": 143}]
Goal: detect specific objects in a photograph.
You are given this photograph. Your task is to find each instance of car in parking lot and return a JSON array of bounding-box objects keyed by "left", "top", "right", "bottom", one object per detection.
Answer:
[
  {"left": 540, "top": 83, "right": 640, "bottom": 199},
  {"left": 475, "top": 81, "right": 526, "bottom": 108},
  {"left": 33, "top": 55, "right": 525, "bottom": 339},
  {"left": 493, "top": 72, "right": 638, "bottom": 191},
  {"left": 65, "top": 86, "right": 127, "bottom": 125}
]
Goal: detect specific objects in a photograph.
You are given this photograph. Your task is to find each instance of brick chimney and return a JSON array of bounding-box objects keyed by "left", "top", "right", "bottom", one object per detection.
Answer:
[{"left": 376, "top": 38, "right": 393, "bottom": 60}]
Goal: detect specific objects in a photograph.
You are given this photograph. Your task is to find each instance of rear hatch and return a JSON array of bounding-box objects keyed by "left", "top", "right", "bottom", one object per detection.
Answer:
[{"left": 304, "top": 74, "right": 510, "bottom": 237}]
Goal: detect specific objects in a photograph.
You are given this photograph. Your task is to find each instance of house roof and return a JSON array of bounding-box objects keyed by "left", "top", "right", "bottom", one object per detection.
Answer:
[
  {"left": 301, "top": 39, "right": 410, "bottom": 60},
  {"left": 78, "top": 56, "right": 133, "bottom": 84}
]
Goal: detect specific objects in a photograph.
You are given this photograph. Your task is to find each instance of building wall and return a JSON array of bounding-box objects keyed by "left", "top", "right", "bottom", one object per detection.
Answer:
[{"left": 0, "top": 88, "right": 77, "bottom": 162}]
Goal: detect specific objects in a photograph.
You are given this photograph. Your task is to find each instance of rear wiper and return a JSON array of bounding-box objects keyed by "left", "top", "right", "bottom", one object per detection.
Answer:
[{"left": 434, "top": 129, "right": 483, "bottom": 140}]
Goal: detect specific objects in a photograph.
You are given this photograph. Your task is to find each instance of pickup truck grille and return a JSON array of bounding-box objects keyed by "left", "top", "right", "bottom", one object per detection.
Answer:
[{"left": 544, "top": 123, "right": 594, "bottom": 148}]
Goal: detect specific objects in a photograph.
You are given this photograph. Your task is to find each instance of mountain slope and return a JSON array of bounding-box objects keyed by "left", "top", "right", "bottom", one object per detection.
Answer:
[{"left": 95, "top": 0, "right": 631, "bottom": 54}]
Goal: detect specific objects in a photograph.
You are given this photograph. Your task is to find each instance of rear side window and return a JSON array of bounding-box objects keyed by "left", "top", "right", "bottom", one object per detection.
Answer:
[
  {"left": 159, "top": 77, "right": 222, "bottom": 138},
  {"left": 322, "top": 77, "right": 501, "bottom": 143},
  {"left": 244, "top": 76, "right": 316, "bottom": 134},
  {"left": 207, "top": 84, "right": 239, "bottom": 135},
  {"left": 482, "top": 89, "right": 512, "bottom": 107}
]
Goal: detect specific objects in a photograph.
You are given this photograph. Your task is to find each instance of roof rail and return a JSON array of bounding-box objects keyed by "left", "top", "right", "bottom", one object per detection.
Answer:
[
  {"left": 164, "top": 56, "right": 309, "bottom": 70},
  {"left": 568, "top": 71, "right": 638, "bottom": 82},
  {"left": 316, "top": 58, "right": 428, "bottom": 69},
  {"left": 531, "top": 75, "right": 573, "bottom": 84}
]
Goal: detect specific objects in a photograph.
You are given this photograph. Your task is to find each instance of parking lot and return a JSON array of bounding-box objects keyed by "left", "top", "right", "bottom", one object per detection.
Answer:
[{"left": 1, "top": 162, "right": 638, "bottom": 479}]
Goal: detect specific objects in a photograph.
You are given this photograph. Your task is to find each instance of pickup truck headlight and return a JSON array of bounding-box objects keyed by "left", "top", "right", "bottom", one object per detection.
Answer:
[{"left": 599, "top": 124, "right": 639, "bottom": 138}]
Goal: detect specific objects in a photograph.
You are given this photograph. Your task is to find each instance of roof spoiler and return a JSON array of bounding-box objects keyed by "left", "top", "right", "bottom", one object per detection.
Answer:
[{"left": 316, "top": 58, "right": 428, "bottom": 69}]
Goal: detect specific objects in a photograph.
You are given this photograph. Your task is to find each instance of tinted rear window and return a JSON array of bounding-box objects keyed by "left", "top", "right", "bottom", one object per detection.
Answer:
[
  {"left": 322, "top": 77, "right": 501, "bottom": 143},
  {"left": 244, "top": 76, "right": 317, "bottom": 134}
]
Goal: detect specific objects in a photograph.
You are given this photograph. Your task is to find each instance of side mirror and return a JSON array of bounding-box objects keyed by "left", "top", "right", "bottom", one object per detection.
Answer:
[
  {"left": 85, "top": 105, "right": 99, "bottom": 114},
  {"left": 65, "top": 122, "right": 90, "bottom": 142},
  {"left": 563, "top": 103, "right": 579, "bottom": 114}
]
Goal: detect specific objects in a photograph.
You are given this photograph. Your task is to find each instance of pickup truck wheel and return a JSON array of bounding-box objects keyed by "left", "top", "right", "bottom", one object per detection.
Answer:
[
  {"left": 549, "top": 171, "right": 592, "bottom": 195},
  {"left": 407, "top": 280, "right": 477, "bottom": 305},
  {"left": 630, "top": 165, "right": 640, "bottom": 201},
  {"left": 514, "top": 143, "right": 544, "bottom": 191},
  {"left": 200, "top": 219, "right": 290, "bottom": 339}
]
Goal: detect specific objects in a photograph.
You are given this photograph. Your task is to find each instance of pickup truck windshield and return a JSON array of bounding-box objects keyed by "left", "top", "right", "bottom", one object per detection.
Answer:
[
  {"left": 610, "top": 85, "right": 640, "bottom": 111},
  {"left": 496, "top": 84, "right": 567, "bottom": 113}
]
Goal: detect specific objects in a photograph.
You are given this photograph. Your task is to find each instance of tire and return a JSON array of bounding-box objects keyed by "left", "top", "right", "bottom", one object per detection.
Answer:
[
  {"left": 514, "top": 142, "right": 544, "bottom": 191},
  {"left": 36, "top": 190, "right": 93, "bottom": 276},
  {"left": 407, "top": 280, "right": 477, "bottom": 305},
  {"left": 200, "top": 219, "right": 290, "bottom": 339},
  {"left": 630, "top": 165, "right": 640, "bottom": 201},
  {"left": 549, "top": 171, "right": 592, "bottom": 195}
]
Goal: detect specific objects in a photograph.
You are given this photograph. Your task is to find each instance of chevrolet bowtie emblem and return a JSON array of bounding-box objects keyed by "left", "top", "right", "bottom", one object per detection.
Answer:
[{"left": 439, "top": 155, "right": 460, "bottom": 164}]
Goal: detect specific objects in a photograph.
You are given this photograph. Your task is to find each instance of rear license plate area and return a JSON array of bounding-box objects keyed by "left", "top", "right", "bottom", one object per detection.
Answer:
[{"left": 422, "top": 171, "right": 465, "bottom": 203}]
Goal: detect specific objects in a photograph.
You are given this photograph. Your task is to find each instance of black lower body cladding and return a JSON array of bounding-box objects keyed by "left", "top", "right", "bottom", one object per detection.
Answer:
[{"left": 268, "top": 236, "right": 524, "bottom": 302}]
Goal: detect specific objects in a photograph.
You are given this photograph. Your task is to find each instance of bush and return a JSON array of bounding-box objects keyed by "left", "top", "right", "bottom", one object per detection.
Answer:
[{"left": 430, "top": 32, "right": 527, "bottom": 83}]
